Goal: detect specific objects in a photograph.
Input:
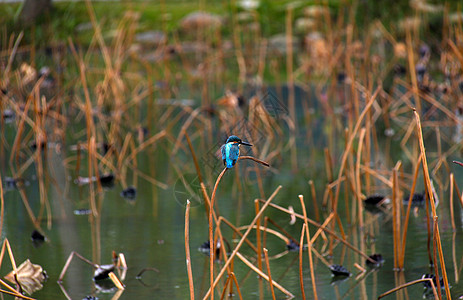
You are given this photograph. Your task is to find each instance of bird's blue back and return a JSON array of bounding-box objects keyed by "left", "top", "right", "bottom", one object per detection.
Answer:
[{"left": 221, "top": 142, "right": 240, "bottom": 168}]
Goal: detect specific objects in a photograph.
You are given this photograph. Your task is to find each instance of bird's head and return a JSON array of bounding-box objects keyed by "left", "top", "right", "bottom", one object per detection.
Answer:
[{"left": 225, "top": 135, "right": 252, "bottom": 146}]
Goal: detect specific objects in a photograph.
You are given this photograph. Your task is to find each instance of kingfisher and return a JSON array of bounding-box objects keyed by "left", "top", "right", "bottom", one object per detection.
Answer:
[{"left": 221, "top": 135, "right": 252, "bottom": 168}]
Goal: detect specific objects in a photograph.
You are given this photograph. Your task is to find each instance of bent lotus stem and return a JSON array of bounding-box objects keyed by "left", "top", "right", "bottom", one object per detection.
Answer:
[{"left": 208, "top": 155, "right": 269, "bottom": 299}]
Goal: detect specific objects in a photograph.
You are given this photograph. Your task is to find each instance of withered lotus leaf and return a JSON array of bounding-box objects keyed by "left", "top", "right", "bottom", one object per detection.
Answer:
[{"left": 5, "top": 259, "right": 47, "bottom": 295}]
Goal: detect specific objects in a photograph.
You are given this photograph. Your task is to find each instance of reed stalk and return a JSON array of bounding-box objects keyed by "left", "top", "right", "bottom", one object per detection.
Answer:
[
  {"left": 332, "top": 86, "right": 381, "bottom": 216},
  {"left": 263, "top": 248, "right": 276, "bottom": 300},
  {"left": 299, "top": 223, "right": 306, "bottom": 300},
  {"left": 208, "top": 167, "right": 228, "bottom": 300},
  {"left": 355, "top": 128, "right": 366, "bottom": 229},
  {"left": 235, "top": 252, "right": 294, "bottom": 298},
  {"left": 450, "top": 173, "right": 456, "bottom": 231},
  {"left": 377, "top": 278, "right": 438, "bottom": 299},
  {"left": 229, "top": 273, "right": 243, "bottom": 300},
  {"left": 255, "top": 200, "right": 263, "bottom": 272},
  {"left": 399, "top": 154, "right": 422, "bottom": 269},
  {"left": 203, "top": 186, "right": 282, "bottom": 300},
  {"left": 308, "top": 180, "right": 320, "bottom": 222},
  {"left": 414, "top": 110, "right": 451, "bottom": 299},
  {"left": 185, "top": 200, "right": 195, "bottom": 300},
  {"left": 258, "top": 200, "right": 376, "bottom": 263},
  {"left": 392, "top": 164, "right": 401, "bottom": 270},
  {"left": 299, "top": 195, "right": 318, "bottom": 300}
]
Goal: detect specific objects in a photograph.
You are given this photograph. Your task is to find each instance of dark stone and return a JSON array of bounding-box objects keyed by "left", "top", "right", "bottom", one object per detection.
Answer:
[
  {"left": 329, "top": 264, "right": 351, "bottom": 277},
  {"left": 421, "top": 273, "right": 444, "bottom": 289},
  {"left": 31, "top": 230, "right": 45, "bottom": 243},
  {"left": 337, "top": 72, "right": 346, "bottom": 84},
  {"left": 121, "top": 186, "right": 137, "bottom": 200},
  {"left": 393, "top": 64, "right": 406, "bottom": 76},
  {"left": 364, "top": 195, "right": 386, "bottom": 206},
  {"left": 366, "top": 254, "right": 384, "bottom": 267},
  {"left": 99, "top": 174, "right": 115, "bottom": 188},
  {"left": 237, "top": 95, "right": 245, "bottom": 107},
  {"left": 403, "top": 193, "right": 425, "bottom": 206}
]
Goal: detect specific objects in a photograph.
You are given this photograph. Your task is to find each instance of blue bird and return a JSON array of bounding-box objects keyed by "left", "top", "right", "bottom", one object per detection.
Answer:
[{"left": 221, "top": 135, "right": 252, "bottom": 168}]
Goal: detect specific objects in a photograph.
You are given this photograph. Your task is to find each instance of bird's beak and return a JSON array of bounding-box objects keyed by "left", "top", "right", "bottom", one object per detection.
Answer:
[{"left": 240, "top": 141, "right": 252, "bottom": 147}]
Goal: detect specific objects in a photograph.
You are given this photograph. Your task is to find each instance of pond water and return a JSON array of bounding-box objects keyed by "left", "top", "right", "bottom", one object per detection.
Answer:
[{"left": 2, "top": 83, "right": 463, "bottom": 300}]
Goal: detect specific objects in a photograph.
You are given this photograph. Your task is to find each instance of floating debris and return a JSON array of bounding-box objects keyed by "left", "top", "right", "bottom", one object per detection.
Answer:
[
  {"left": 30, "top": 140, "right": 46, "bottom": 151},
  {"left": 416, "top": 63, "right": 427, "bottom": 83},
  {"left": 75, "top": 176, "right": 97, "bottom": 185},
  {"left": 3, "top": 177, "right": 20, "bottom": 190},
  {"left": 403, "top": 193, "right": 426, "bottom": 206},
  {"left": 198, "top": 240, "right": 221, "bottom": 257},
  {"left": 31, "top": 230, "right": 45, "bottom": 243},
  {"left": 2, "top": 108, "right": 15, "bottom": 123},
  {"left": 384, "top": 128, "right": 395, "bottom": 137},
  {"left": 99, "top": 174, "right": 115, "bottom": 188},
  {"left": 120, "top": 186, "right": 136, "bottom": 200},
  {"left": 393, "top": 64, "right": 407, "bottom": 76},
  {"left": 74, "top": 209, "right": 92, "bottom": 215},
  {"left": 286, "top": 240, "right": 300, "bottom": 252},
  {"left": 337, "top": 72, "right": 347, "bottom": 84},
  {"left": 421, "top": 273, "right": 444, "bottom": 289},
  {"left": 329, "top": 264, "right": 351, "bottom": 277},
  {"left": 5, "top": 259, "right": 48, "bottom": 295},
  {"left": 83, "top": 296, "right": 98, "bottom": 300},
  {"left": 366, "top": 254, "right": 384, "bottom": 267},
  {"left": 364, "top": 195, "right": 389, "bottom": 206},
  {"left": 419, "top": 44, "right": 431, "bottom": 59},
  {"left": 93, "top": 264, "right": 115, "bottom": 281},
  {"left": 38, "top": 66, "right": 55, "bottom": 89}
]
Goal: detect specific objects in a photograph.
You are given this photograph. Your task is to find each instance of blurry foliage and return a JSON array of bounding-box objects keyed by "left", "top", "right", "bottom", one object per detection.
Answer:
[{"left": 0, "top": 0, "right": 461, "bottom": 49}]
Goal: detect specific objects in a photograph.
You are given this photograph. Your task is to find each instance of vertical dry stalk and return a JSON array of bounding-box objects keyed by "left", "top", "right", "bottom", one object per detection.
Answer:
[
  {"left": 451, "top": 174, "right": 463, "bottom": 209},
  {"left": 255, "top": 200, "right": 263, "bottom": 272},
  {"left": 414, "top": 110, "right": 451, "bottom": 299},
  {"left": 450, "top": 173, "right": 456, "bottom": 231},
  {"left": 324, "top": 148, "right": 333, "bottom": 182},
  {"left": 299, "top": 195, "right": 318, "bottom": 300},
  {"left": 308, "top": 181, "right": 320, "bottom": 222},
  {"left": 356, "top": 128, "right": 366, "bottom": 229},
  {"left": 299, "top": 223, "right": 306, "bottom": 300},
  {"left": 452, "top": 232, "right": 458, "bottom": 283},
  {"left": 332, "top": 87, "right": 380, "bottom": 217},
  {"left": 406, "top": 27, "right": 421, "bottom": 113},
  {"left": 235, "top": 252, "right": 294, "bottom": 298},
  {"left": 432, "top": 217, "right": 442, "bottom": 299},
  {"left": 263, "top": 248, "right": 276, "bottom": 300},
  {"left": 229, "top": 273, "right": 243, "bottom": 300},
  {"left": 391, "top": 165, "right": 401, "bottom": 270},
  {"left": 208, "top": 167, "right": 228, "bottom": 300},
  {"left": 185, "top": 200, "right": 195, "bottom": 300},
  {"left": 399, "top": 155, "right": 422, "bottom": 268}
]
